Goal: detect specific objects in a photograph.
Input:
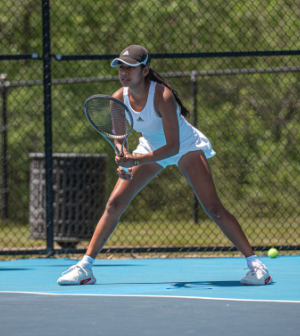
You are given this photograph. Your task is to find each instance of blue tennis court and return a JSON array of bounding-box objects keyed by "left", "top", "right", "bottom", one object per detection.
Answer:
[{"left": 1, "top": 255, "right": 299, "bottom": 335}]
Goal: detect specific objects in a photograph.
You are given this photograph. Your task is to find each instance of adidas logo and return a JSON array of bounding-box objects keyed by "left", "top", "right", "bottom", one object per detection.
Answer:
[
  {"left": 123, "top": 50, "right": 129, "bottom": 55},
  {"left": 137, "top": 116, "right": 144, "bottom": 122}
]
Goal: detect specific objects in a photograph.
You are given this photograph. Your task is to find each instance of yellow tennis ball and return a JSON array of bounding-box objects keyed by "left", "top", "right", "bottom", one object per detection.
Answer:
[{"left": 268, "top": 248, "right": 278, "bottom": 258}]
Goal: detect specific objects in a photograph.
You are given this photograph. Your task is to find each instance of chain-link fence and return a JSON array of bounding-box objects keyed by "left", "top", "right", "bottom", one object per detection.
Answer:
[{"left": 0, "top": 0, "right": 299, "bottom": 257}]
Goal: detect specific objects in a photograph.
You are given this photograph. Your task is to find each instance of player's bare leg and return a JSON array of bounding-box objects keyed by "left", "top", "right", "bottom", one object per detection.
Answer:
[
  {"left": 86, "top": 162, "right": 163, "bottom": 258},
  {"left": 58, "top": 162, "right": 163, "bottom": 285},
  {"left": 178, "top": 150, "right": 272, "bottom": 285},
  {"left": 178, "top": 150, "right": 254, "bottom": 257}
]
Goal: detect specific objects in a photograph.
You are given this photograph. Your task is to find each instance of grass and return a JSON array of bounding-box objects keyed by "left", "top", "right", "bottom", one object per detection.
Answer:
[{"left": 0, "top": 216, "right": 299, "bottom": 252}]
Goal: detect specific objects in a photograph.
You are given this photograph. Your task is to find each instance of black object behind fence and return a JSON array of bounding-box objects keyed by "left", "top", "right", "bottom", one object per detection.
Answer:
[
  {"left": 0, "top": 0, "right": 299, "bottom": 256},
  {"left": 29, "top": 153, "right": 107, "bottom": 249}
]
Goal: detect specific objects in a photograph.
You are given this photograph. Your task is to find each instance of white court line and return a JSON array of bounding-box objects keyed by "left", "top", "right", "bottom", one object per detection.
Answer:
[{"left": 0, "top": 291, "right": 300, "bottom": 303}]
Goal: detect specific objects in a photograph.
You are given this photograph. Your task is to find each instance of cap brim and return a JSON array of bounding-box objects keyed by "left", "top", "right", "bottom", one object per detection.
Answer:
[{"left": 111, "top": 58, "right": 142, "bottom": 67}]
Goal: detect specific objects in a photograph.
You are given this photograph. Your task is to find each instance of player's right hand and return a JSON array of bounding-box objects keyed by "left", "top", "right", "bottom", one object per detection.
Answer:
[{"left": 117, "top": 166, "right": 133, "bottom": 180}]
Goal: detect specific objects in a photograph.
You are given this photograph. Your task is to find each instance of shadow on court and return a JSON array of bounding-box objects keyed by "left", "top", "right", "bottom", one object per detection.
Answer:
[
  {"left": 174, "top": 280, "right": 242, "bottom": 287},
  {"left": 44, "top": 263, "right": 142, "bottom": 267},
  {"left": 0, "top": 268, "right": 33, "bottom": 271},
  {"left": 96, "top": 280, "right": 244, "bottom": 287}
]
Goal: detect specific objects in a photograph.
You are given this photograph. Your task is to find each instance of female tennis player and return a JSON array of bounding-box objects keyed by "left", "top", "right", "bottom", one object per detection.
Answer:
[{"left": 58, "top": 45, "right": 272, "bottom": 286}]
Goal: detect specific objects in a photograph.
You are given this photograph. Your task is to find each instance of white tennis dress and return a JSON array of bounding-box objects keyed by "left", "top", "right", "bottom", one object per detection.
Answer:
[{"left": 123, "top": 81, "right": 216, "bottom": 168}]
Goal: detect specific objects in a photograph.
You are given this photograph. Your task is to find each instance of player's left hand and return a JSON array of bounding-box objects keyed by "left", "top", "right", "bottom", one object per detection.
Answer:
[{"left": 115, "top": 153, "right": 138, "bottom": 168}]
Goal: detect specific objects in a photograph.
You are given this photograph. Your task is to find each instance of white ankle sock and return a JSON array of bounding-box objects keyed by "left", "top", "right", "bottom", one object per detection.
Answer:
[
  {"left": 77, "top": 255, "right": 95, "bottom": 269},
  {"left": 246, "top": 255, "right": 263, "bottom": 268}
]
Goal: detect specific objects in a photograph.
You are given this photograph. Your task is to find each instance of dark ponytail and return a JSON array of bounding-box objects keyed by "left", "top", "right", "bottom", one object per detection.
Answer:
[{"left": 143, "top": 67, "right": 191, "bottom": 118}]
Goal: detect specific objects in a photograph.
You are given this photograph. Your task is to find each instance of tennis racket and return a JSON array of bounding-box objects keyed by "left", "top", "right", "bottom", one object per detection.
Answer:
[{"left": 84, "top": 94, "right": 134, "bottom": 172}]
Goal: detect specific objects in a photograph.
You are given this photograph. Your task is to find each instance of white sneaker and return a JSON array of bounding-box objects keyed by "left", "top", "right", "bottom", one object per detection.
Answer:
[
  {"left": 241, "top": 262, "right": 272, "bottom": 285},
  {"left": 57, "top": 265, "right": 96, "bottom": 285}
]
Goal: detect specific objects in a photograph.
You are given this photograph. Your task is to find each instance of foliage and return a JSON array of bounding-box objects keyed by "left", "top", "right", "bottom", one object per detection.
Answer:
[{"left": 0, "top": 0, "right": 299, "bottom": 234}]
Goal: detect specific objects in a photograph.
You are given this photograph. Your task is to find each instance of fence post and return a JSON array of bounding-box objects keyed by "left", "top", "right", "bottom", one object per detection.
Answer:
[
  {"left": 42, "top": 0, "right": 54, "bottom": 254},
  {"left": 0, "top": 74, "right": 9, "bottom": 220},
  {"left": 191, "top": 71, "right": 199, "bottom": 224}
]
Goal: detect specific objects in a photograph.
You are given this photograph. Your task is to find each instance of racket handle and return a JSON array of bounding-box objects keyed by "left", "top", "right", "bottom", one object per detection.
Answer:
[{"left": 121, "top": 166, "right": 129, "bottom": 172}]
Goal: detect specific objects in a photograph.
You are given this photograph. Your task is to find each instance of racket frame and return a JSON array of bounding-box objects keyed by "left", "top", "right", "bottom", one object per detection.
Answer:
[{"left": 84, "top": 94, "right": 134, "bottom": 172}]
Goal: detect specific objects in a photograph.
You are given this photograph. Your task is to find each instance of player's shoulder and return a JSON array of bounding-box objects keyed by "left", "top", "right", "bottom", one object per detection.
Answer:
[
  {"left": 112, "top": 87, "right": 124, "bottom": 103},
  {"left": 154, "top": 83, "right": 176, "bottom": 105}
]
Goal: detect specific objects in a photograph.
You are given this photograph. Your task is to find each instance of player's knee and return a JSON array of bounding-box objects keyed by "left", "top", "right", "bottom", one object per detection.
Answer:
[
  {"left": 204, "top": 203, "right": 223, "bottom": 220},
  {"left": 105, "top": 197, "right": 126, "bottom": 216}
]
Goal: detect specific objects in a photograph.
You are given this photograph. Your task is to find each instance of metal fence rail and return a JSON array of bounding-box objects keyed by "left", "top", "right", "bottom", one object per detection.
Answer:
[{"left": 0, "top": 0, "right": 299, "bottom": 256}]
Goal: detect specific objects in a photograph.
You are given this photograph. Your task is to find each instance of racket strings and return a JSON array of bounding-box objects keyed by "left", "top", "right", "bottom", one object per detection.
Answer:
[{"left": 86, "top": 99, "right": 131, "bottom": 138}]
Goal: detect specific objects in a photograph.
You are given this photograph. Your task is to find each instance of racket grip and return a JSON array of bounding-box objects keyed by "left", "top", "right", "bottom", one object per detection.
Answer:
[{"left": 121, "top": 166, "right": 129, "bottom": 172}]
